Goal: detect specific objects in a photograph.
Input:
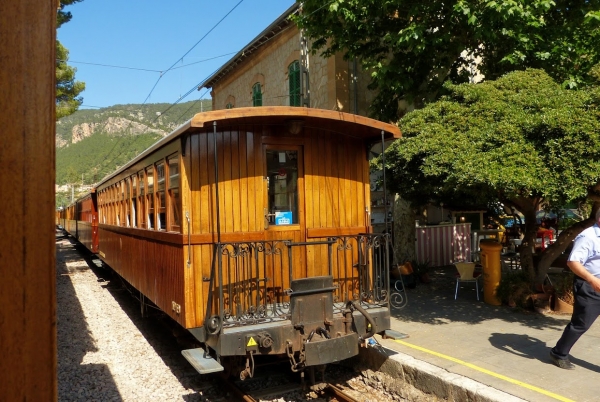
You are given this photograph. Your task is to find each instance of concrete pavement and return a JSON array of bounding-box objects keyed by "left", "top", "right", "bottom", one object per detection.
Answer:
[{"left": 368, "top": 266, "right": 600, "bottom": 402}]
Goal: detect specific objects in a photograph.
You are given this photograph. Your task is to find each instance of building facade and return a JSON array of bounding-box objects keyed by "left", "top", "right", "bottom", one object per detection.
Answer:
[{"left": 202, "top": 4, "right": 375, "bottom": 116}]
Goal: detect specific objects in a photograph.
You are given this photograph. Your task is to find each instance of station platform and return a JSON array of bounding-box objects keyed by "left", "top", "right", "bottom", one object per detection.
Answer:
[{"left": 370, "top": 267, "right": 599, "bottom": 402}]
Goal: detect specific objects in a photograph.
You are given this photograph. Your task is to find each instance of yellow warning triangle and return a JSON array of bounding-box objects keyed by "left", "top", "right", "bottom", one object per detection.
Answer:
[{"left": 247, "top": 337, "right": 258, "bottom": 347}]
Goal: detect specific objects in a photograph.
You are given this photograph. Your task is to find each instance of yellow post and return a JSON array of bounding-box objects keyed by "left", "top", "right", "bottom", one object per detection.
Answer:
[{"left": 480, "top": 239, "right": 503, "bottom": 305}]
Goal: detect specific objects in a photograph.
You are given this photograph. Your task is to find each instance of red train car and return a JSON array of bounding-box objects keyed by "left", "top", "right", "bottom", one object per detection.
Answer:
[
  {"left": 70, "top": 107, "right": 402, "bottom": 378},
  {"left": 60, "top": 191, "right": 99, "bottom": 253}
]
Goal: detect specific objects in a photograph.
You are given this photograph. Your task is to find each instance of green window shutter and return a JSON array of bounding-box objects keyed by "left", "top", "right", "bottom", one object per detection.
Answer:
[
  {"left": 226, "top": 103, "right": 233, "bottom": 109},
  {"left": 288, "top": 61, "right": 301, "bottom": 106},
  {"left": 252, "top": 83, "right": 262, "bottom": 107}
]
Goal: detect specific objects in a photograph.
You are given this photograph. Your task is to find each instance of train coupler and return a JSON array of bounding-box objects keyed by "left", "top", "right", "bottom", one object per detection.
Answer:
[
  {"left": 286, "top": 341, "right": 306, "bottom": 373},
  {"left": 239, "top": 351, "right": 255, "bottom": 381}
]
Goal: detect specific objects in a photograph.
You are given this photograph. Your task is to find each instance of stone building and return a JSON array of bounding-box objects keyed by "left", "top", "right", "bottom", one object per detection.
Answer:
[{"left": 201, "top": 3, "right": 375, "bottom": 116}]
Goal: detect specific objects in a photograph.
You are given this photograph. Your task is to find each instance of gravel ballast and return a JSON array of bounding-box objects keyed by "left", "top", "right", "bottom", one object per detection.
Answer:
[
  {"left": 56, "top": 234, "right": 211, "bottom": 401},
  {"left": 56, "top": 231, "right": 439, "bottom": 401}
]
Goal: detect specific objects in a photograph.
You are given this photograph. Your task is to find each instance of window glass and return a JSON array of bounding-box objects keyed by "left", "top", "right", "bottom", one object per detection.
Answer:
[
  {"left": 168, "top": 156, "right": 179, "bottom": 189},
  {"left": 146, "top": 166, "right": 154, "bottom": 229},
  {"left": 288, "top": 61, "right": 301, "bottom": 107},
  {"left": 252, "top": 82, "right": 262, "bottom": 107},
  {"left": 125, "top": 178, "right": 131, "bottom": 227},
  {"left": 266, "top": 149, "right": 299, "bottom": 225},
  {"left": 147, "top": 166, "right": 154, "bottom": 194},
  {"left": 156, "top": 162, "right": 166, "bottom": 231},
  {"left": 138, "top": 171, "right": 146, "bottom": 228},
  {"left": 168, "top": 155, "right": 180, "bottom": 232},
  {"left": 131, "top": 175, "right": 137, "bottom": 227},
  {"left": 169, "top": 188, "right": 181, "bottom": 232},
  {"left": 157, "top": 162, "right": 165, "bottom": 192},
  {"left": 131, "top": 198, "right": 136, "bottom": 228}
]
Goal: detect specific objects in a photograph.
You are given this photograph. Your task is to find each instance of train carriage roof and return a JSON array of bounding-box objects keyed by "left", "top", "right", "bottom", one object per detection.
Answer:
[
  {"left": 96, "top": 107, "right": 401, "bottom": 187},
  {"left": 190, "top": 107, "right": 401, "bottom": 140}
]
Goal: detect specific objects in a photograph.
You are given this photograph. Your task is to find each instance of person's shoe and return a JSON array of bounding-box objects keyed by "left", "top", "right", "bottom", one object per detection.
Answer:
[{"left": 549, "top": 351, "right": 575, "bottom": 370}]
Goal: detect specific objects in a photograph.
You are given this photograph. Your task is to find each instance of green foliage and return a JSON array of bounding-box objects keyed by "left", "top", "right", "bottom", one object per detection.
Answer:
[
  {"left": 385, "top": 69, "right": 600, "bottom": 210},
  {"left": 294, "top": 0, "right": 600, "bottom": 121},
  {"left": 57, "top": 0, "right": 83, "bottom": 28},
  {"left": 410, "top": 260, "right": 430, "bottom": 275},
  {"left": 55, "top": 101, "right": 208, "bottom": 185},
  {"left": 56, "top": 132, "right": 161, "bottom": 185},
  {"left": 56, "top": 0, "right": 85, "bottom": 120},
  {"left": 553, "top": 271, "right": 575, "bottom": 304},
  {"left": 496, "top": 270, "right": 533, "bottom": 308},
  {"left": 56, "top": 41, "right": 85, "bottom": 120}
]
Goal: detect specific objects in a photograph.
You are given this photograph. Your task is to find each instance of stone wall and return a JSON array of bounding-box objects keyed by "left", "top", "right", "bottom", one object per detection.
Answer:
[{"left": 211, "top": 26, "right": 376, "bottom": 114}]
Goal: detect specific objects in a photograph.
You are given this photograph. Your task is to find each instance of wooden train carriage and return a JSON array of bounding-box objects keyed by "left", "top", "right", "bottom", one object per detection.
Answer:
[
  {"left": 75, "top": 191, "right": 99, "bottom": 253},
  {"left": 63, "top": 202, "right": 78, "bottom": 236},
  {"left": 94, "top": 107, "right": 401, "bottom": 373},
  {"left": 60, "top": 193, "right": 99, "bottom": 253}
]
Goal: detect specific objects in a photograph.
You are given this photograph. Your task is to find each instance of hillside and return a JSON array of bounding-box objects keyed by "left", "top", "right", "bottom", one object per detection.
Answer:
[{"left": 56, "top": 100, "right": 211, "bottom": 188}]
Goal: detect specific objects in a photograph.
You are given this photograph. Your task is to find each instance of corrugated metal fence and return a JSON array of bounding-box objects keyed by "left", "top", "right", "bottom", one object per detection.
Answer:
[{"left": 415, "top": 223, "right": 472, "bottom": 267}]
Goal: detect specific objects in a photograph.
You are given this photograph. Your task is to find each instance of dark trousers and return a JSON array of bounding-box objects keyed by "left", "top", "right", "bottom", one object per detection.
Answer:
[{"left": 552, "top": 276, "right": 600, "bottom": 359}]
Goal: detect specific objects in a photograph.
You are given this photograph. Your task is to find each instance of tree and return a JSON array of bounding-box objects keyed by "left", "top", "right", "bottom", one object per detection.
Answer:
[
  {"left": 294, "top": 0, "right": 600, "bottom": 122},
  {"left": 56, "top": 0, "right": 84, "bottom": 120},
  {"left": 384, "top": 69, "right": 600, "bottom": 284}
]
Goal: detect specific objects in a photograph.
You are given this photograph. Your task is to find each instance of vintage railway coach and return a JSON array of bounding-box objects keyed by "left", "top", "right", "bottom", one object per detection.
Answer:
[
  {"left": 93, "top": 107, "right": 401, "bottom": 377},
  {"left": 59, "top": 192, "right": 99, "bottom": 254}
]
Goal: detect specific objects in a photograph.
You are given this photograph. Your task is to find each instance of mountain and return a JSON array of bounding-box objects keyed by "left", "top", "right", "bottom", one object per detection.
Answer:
[{"left": 56, "top": 100, "right": 211, "bottom": 188}]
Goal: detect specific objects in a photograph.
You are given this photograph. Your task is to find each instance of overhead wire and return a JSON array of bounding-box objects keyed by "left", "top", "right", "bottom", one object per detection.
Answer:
[
  {"left": 68, "top": 0, "right": 321, "bottom": 185},
  {"left": 58, "top": 51, "right": 238, "bottom": 74},
  {"left": 93, "top": 1, "right": 248, "bottom": 174},
  {"left": 141, "top": 0, "right": 246, "bottom": 105}
]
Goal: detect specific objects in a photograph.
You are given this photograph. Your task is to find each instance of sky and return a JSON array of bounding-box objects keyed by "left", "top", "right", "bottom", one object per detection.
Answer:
[{"left": 58, "top": 0, "right": 296, "bottom": 109}]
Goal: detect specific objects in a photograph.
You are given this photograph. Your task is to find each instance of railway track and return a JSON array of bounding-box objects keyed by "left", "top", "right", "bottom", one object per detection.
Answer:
[{"left": 226, "top": 377, "right": 362, "bottom": 402}]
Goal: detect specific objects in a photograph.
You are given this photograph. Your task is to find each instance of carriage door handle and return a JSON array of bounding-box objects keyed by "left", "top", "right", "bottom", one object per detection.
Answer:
[{"left": 264, "top": 208, "right": 276, "bottom": 229}]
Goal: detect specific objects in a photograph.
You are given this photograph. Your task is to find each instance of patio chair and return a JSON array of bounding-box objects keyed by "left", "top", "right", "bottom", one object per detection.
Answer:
[{"left": 454, "top": 262, "right": 481, "bottom": 301}]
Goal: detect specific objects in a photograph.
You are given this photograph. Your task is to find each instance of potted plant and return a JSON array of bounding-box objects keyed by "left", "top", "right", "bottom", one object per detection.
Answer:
[
  {"left": 390, "top": 261, "right": 416, "bottom": 288},
  {"left": 412, "top": 260, "right": 432, "bottom": 284},
  {"left": 552, "top": 272, "right": 574, "bottom": 314},
  {"left": 496, "top": 271, "right": 534, "bottom": 308}
]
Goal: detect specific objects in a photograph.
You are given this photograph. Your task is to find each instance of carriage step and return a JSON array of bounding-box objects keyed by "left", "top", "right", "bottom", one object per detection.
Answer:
[
  {"left": 181, "top": 348, "right": 224, "bottom": 374},
  {"left": 382, "top": 329, "right": 409, "bottom": 340}
]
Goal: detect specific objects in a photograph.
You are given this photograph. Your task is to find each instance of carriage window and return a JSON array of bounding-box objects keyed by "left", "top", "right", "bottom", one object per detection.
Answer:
[
  {"left": 156, "top": 162, "right": 166, "bottom": 231},
  {"left": 115, "top": 184, "right": 121, "bottom": 226},
  {"left": 146, "top": 166, "right": 154, "bottom": 229},
  {"left": 131, "top": 175, "right": 137, "bottom": 227},
  {"left": 266, "top": 149, "right": 298, "bottom": 225},
  {"left": 138, "top": 171, "right": 146, "bottom": 229},
  {"left": 168, "top": 155, "right": 181, "bottom": 232},
  {"left": 125, "top": 178, "right": 131, "bottom": 227}
]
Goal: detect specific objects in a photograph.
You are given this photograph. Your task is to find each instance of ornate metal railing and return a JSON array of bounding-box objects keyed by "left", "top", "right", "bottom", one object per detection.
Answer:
[{"left": 208, "top": 233, "right": 392, "bottom": 328}]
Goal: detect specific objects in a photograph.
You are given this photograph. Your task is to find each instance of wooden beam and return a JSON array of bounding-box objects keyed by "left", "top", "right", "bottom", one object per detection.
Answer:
[{"left": 0, "top": 1, "right": 57, "bottom": 400}]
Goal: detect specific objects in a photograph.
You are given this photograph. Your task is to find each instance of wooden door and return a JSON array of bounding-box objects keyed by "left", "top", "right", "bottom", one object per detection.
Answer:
[{"left": 262, "top": 145, "right": 306, "bottom": 299}]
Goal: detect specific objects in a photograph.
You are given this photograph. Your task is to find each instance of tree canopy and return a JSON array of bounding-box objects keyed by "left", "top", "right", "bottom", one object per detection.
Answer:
[
  {"left": 294, "top": 0, "right": 600, "bottom": 121},
  {"left": 385, "top": 68, "right": 600, "bottom": 282},
  {"left": 56, "top": 0, "right": 85, "bottom": 120}
]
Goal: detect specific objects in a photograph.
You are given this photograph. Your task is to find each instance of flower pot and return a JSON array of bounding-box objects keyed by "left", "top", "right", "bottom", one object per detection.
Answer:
[
  {"left": 418, "top": 272, "right": 431, "bottom": 284},
  {"left": 391, "top": 262, "right": 413, "bottom": 279},
  {"left": 531, "top": 292, "right": 551, "bottom": 314},
  {"left": 552, "top": 295, "right": 574, "bottom": 314}
]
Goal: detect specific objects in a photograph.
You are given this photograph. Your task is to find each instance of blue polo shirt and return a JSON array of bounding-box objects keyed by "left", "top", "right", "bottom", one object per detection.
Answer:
[{"left": 568, "top": 224, "right": 600, "bottom": 278}]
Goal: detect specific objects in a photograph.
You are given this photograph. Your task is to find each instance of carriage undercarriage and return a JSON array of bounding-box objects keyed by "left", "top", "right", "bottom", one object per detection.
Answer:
[{"left": 182, "top": 234, "right": 394, "bottom": 378}]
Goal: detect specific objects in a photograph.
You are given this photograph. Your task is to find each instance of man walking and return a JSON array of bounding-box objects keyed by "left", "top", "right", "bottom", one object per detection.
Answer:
[{"left": 550, "top": 209, "right": 600, "bottom": 369}]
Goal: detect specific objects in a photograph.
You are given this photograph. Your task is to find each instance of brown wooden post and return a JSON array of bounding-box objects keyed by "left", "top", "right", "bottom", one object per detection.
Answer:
[{"left": 0, "top": 1, "right": 57, "bottom": 400}]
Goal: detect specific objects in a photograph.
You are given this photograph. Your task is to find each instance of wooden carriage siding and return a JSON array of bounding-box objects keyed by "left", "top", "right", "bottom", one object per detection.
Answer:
[{"left": 82, "top": 107, "right": 401, "bottom": 329}]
